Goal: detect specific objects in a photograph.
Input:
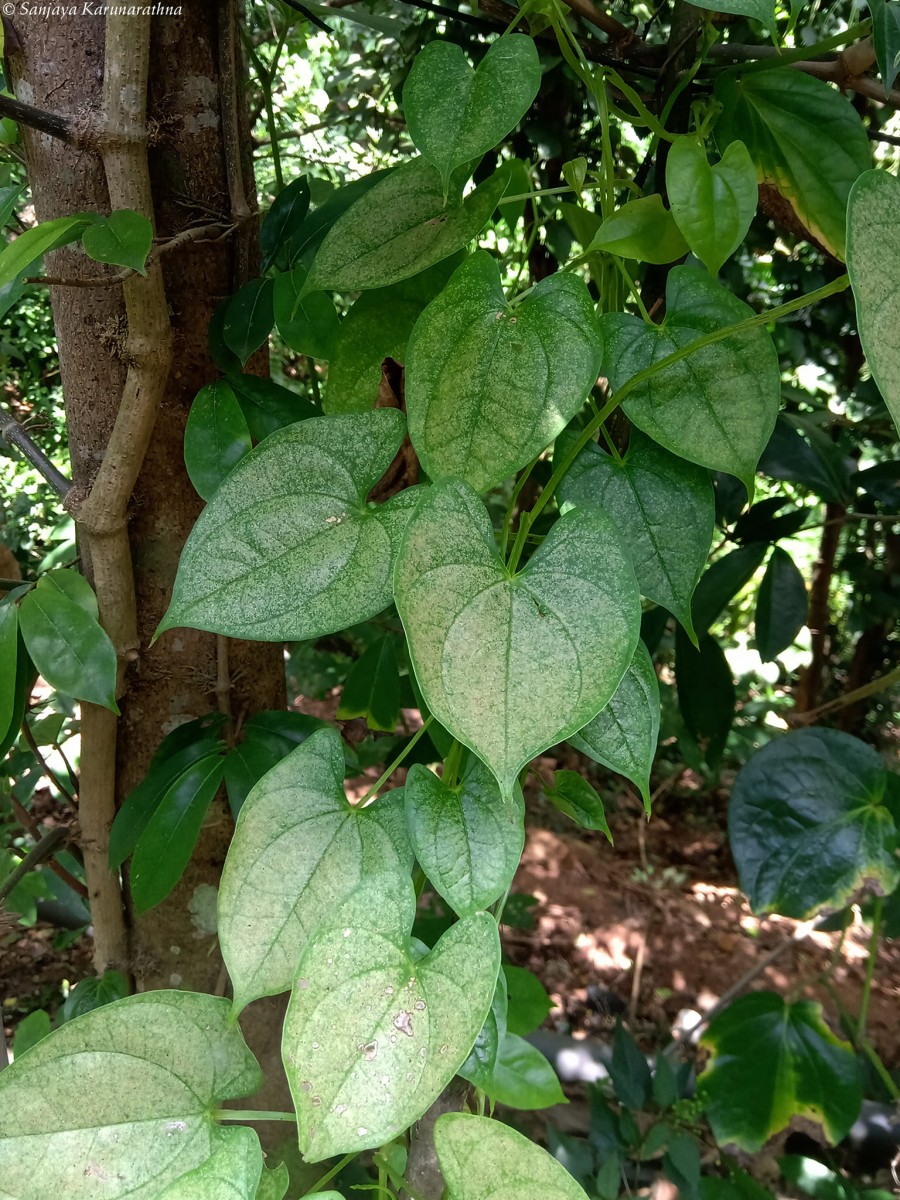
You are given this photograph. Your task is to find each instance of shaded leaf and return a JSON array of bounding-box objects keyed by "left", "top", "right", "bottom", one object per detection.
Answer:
[
  {"left": 544, "top": 770, "right": 612, "bottom": 841},
  {"left": 12, "top": 1009, "right": 51, "bottom": 1058},
  {"left": 184, "top": 381, "right": 252, "bottom": 501},
  {"left": 0, "top": 601, "right": 18, "bottom": 744},
  {"left": 504, "top": 964, "right": 552, "bottom": 1036},
  {"left": 692, "top": 542, "right": 769, "bottom": 637},
  {"left": 227, "top": 373, "right": 317, "bottom": 441},
  {"left": 459, "top": 972, "right": 508, "bottom": 1088},
  {"left": 870, "top": 0, "right": 900, "bottom": 94},
  {"left": 755, "top": 547, "right": 807, "bottom": 661},
  {"left": 260, "top": 175, "right": 311, "bottom": 271},
  {"left": 222, "top": 278, "right": 275, "bottom": 366},
  {"left": 61, "top": 969, "right": 129, "bottom": 1023},
  {"left": 675, "top": 628, "right": 734, "bottom": 771},
  {"left": 609, "top": 1021, "right": 652, "bottom": 1110},
  {"left": 272, "top": 265, "right": 340, "bottom": 360},
  {"left": 336, "top": 637, "right": 402, "bottom": 732}
]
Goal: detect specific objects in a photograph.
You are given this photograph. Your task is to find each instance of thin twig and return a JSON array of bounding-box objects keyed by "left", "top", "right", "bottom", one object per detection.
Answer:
[
  {"left": 561, "top": 0, "right": 639, "bottom": 48},
  {"left": 0, "top": 826, "right": 69, "bottom": 905},
  {"left": 9, "top": 796, "right": 88, "bottom": 897},
  {"left": 0, "top": 404, "right": 71, "bottom": 498},
  {"left": 22, "top": 720, "right": 78, "bottom": 806},
  {"left": 789, "top": 663, "right": 900, "bottom": 727}
]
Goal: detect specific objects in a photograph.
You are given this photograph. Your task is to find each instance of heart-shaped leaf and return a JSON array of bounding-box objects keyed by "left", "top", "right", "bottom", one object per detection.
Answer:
[
  {"left": 219, "top": 726, "right": 412, "bottom": 1012},
  {"left": 589, "top": 194, "right": 688, "bottom": 265},
  {"left": 666, "top": 138, "right": 758, "bottom": 275},
  {"left": 184, "top": 381, "right": 252, "bottom": 501},
  {"left": 698, "top": 992, "right": 863, "bottom": 1151},
  {"left": 714, "top": 71, "right": 870, "bottom": 259},
  {"left": 405, "top": 756, "right": 525, "bottom": 917},
  {"left": 729, "top": 728, "right": 899, "bottom": 919},
  {"left": 395, "top": 480, "right": 640, "bottom": 798},
  {"left": 435, "top": 1113, "right": 591, "bottom": 1200},
  {"left": 307, "top": 159, "right": 508, "bottom": 293},
  {"left": 403, "top": 36, "right": 540, "bottom": 194},
  {"left": 406, "top": 251, "right": 602, "bottom": 493},
  {"left": 0, "top": 991, "right": 263, "bottom": 1199},
  {"left": 558, "top": 428, "right": 714, "bottom": 640},
  {"left": 569, "top": 641, "right": 660, "bottom": 810},
  {"left": 157, "top": 1127, "right": 263, "bottom": 1199},
  {"left": 847, "top": 169, "right": 900, "bottom": 437},
  {"left": 158, "top": 410, "right": 419, "bottom": 642},
  {"left": 282, "top": 876, "right": 500, "bottom": 1161},
  {"left": 602, "top": 267, "right": 780, "bottom": 490},
  {"left": 82, "top": 209, "right": 153, "bottom": 274}
]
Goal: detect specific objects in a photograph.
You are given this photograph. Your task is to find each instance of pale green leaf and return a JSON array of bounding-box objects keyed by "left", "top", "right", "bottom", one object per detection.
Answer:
[
  {"left": 307, "top": 158, "right": 508, "bottom": 293},
  {"left": 406, "top": 251, "right": 602, "bottom": 493},
  {"left": 435, "top": 1113, "right": 592, "bottom": 1200},
  {"left": 847, "top": 168, "right": 900, "bottom": 437},
  {"left": 282, "top": 876, "right": 500, "bottom": 1161},
  {"left": 255, "top": 1163, "right": 291, "bottom": 1200},
  {"left": 82, "top": 210, "right": 153, "bottom": 274},
  {"left": 157, "top": 1127, "right": 263, "bottom": 1200},
  {"left": 0, "top": 991, "right": 263, "bottom": 1200},
  {"left": 0, "top": 215, "right": 92, "bottom": 287},
  {"left": 394, "top": 480, "right": 640, "bottom": 799},
  {"left": 158, "top": 410, "right": 419, "bottom": 641},
  {"left": 18, "top": 579, "right": 118, "bottom": 711},
  {"left": 184, "top": 381, "right": 252, "bottom": 501},
  {"left": 589, "top": 194, "right": 688, "bottom": 265},
  {"left": 396, "top": 477, "right": 643, "bottom": 796},
  {"left": 404, "top": 756, "right": 525, "bottom": 917},
  {"left": 714, "top": 71, "right": 870, "bottom": 259},
  {"left": 570, "top": 641, "right": 660, "bottom": 810},
  {"left": 218, "top": 726, "right": 413, "bottom": 1012},
  {"left": 602, "top": 266, "right": 780, "bottom": 490},
  {"left": 557, "top": 428, "right": 714, "bottom": 640},
  {"left": 666, "top": 139, "right": 758, "bottom": 275},
  {"left": 403, "top": 36, "right": 540, "bottom": 193}
]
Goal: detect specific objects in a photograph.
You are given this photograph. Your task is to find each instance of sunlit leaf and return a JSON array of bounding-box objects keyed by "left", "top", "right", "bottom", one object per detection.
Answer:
[
  {"left": 666, "top": 138, "right": 757, "bottom": 275},
  {"left": 82, "top": 210, "right": 153, "bottom": 274}
]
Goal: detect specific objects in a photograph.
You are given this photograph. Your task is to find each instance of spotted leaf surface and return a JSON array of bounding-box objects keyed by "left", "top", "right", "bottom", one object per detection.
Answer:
[
  {"left": 404, "top": 756, "right": 525, "bottom": 917},
  {"left": 394, "top": 480, "right": 640, "bottom": 799},
  {"left": 157, "top": 1128, "right": 263, "bottom": 1200},
  {"left": 602, "top": 267, "right": 780, "bottom": 490},
  {"left": 0, "top": 992, "right": 262, "bottom": 1200},
  {"left": 158, "top": 410, "right": 418, "bottom": 642},
  {"left": 282, "top": 876, "right": 500, "bottom": 1161},
  {"left": 435, "top": 1113, "right": 591, "bottom": 1200},
  {"left": 219, "top": 727, "right": 412, "bottom": 1013},
  {"left": 406, "top": 251, "right": 602, "bottom": 493}
]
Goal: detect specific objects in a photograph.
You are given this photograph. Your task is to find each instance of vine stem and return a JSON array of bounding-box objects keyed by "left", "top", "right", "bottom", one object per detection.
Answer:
[
  {"left": 214, "top": 1109, "right": 296, "bottom": 1122},
  {"left": 302, "top": 1151, "right": 356, "bottom": 1194},
  {"left": 360, "top": 718, "right": 433, "bottom": 806}
]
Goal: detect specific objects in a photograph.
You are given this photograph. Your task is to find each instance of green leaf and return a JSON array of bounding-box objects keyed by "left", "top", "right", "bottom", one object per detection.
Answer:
[
  {"left": 729, "top": 728, "right": 899, "bottom": 918},
  {"left": 847, "top": 169, "right": 900, "bottom": 437},
  {"left": 609, "top": 1021, "right": 652, "bottom": 1109},
  {"left": 676, "top": 627, "right": 734, "bottom": 771},
  {"left": 692, "top": 542, "right": 768, "bottom": 637},
  {"left": 272, "top": 265, "right": 340, "bottom": 360},
  {"left": 602, "top": 267, "right": 780, "bottom": 491},
  {"left": 544, "top": 770, "right": 612, "bottom": 841},
  {"left": 666, "top": 138, "right": 757, "bottom": 275},
  {"left": 0, "top": 601, "right": 18, "bottom": 744},
  {"left": 222, "top": 278, "right": 275, "bottom": 366},
  {"left": 223, "top": 712, "right": 329, "bottom": 816},
  {"left": 395, "top": 480, "right": 640, "bottom": 799},
  {"left": 227, "top": 373, "right": 317, "bottom": 441},
  {"left": 0, "top": 991, "right": 263, "bottom": 1199},
  {"left": 130, "top": 755, "right": 226, "bottom": 912},
  {"left": 157, "top": 1126, "right": 263, "bottom": 1200},
  {"left": 589, "top": 194, "right": 688, "bottom": 265},
  {"left": 714, "top": 70, "right": 870, "bottom": 259},
  {"left": 652, "top": 1053, "right": 679, "bottom": 1109},
  {"left": 18, "top": 580, "right": 118, "bottom": 712},
  {"left": 38, "top": 568, "right": 99, "bottom": 617},
  {"left": 307, "top": 158, "right": 508, "bottom": 293},
  {"left": 82, "top": 210, "right": 153, "bottom": 274},
  {"left": 294, "top": 170, "right": 391, "bottom": 267},
  {"left": 404, "top": 757, "right": 525, "bottom": 916},
  {"left": 569, "top": 641, "right": 660, "bottom": 811},
  {"left": 159, "top": 410, "right": 418, "bottom": 642},
  {"left": 870, "top": 0, "right": 900, "bottom": 94},
  {"left": 754, "top": 547, "right": 806, "bottom": 661},
  {"left": 688, "top": 0, "right": 774, "bottom": 28},
  {"left": 482, "top": 1032, "right": 566, "bottom": 1110},
  {"left": 0, "top": 215, "right": 92, "bottom": 287},
  {"left": 336, "top": 636, "right": 402, "bottom": 732},
  {"left": 184, "top": 381, "right": 252, "bottom": 501},
  {"left": 0, "top": 184, "right": 22, "bottom": 230},
  {"left": 459, "top": 972, "right": 508, "bottom": 1088},
  {"left": 664, "top": 1133, "right": 701, "bottom": 1200},
  {"left": 504, "top": 964, "right": 552, "bottom": 1036},
  {"left": 403, "top": 35, "right": 540, "bottom": 194},
  {"left": 61, "top": 969, "right": 129, "bottom": 1022},
  {"left": 406, "top": 251, "right": 602, "bottom": 493},
  {"left": 12, "top": 1009, "right": 52, "bottom": 1058},
  {"left": 260, "top": 175, "right": 311, "bottom": 271},
  {"left": 255, "top": 1162, "right": 290, "bottom": 1200},
  {"left": 558, "top": 429, "right": 714, "bottom": 640},
  {"left": 0, "top": 632, "right": 35, "bottom": 761},
  {"left": 435, "top": 1113, "right": 592, "bottom": 1200},
  {"left": 698, "top": 992, "right": 863, "bottom": 1151},
  {"left": 282, "top": 875, "right": 500, "bottom": 1161},
  {"left": 218, "top": 726, "right": 413, "bottom": 1012},
  {"left": 325, "top": 259, "right": 460, "bottom": 413}
]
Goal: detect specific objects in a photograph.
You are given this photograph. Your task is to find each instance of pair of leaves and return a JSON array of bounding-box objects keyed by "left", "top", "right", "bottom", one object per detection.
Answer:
[
  {"left": 729, "top": 727, "right": 899, "bottom": 919},
  {"left": 272, "top": 263, "right": 340, "bottom": 360},
  {"left": 395, "top": 479, "right": 641, "bottom": 800},
  {"left": 0, "top": 208, "right": 152, "bottom": 287},
  {"left": 159, "top": 410, "right": 419, "bottom": 642},
  {"left": 0, "top": 991, "right": 266, "bottom": 1199},
  {"left": 666, "top": 138, "right": 758, "bottom": 275},
  {"left": 406, "top": 250, "right": 602, "bottom": 493},
  {"left": 601, "top": 267, "right": 780, "bottom": 491}
]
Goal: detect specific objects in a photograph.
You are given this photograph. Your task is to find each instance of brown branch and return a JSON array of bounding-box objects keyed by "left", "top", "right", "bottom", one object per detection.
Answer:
[
  {"left": 795, "top": 502, "right": 846, "bottom": 713},
  {"left": 0, "top": 93, "right": 92, "bottom": 147},
  {"left": 560, "top": 0, "right": 639, "bottom": 49},
  {"left": 0, "top": 402, "right": 71, "bottom": 497}
]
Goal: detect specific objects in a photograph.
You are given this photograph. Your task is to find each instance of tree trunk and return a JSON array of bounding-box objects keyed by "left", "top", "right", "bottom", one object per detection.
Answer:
[{"left": 8, "top": 7, "right": 285, "bottom": 996}]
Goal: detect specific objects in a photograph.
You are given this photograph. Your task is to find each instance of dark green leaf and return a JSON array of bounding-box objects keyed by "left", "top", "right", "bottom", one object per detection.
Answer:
[
  {"left": 590, "top": 194, "right": 688, "bottom": 265},
  {"left": 698, "top": 992, "right": 863, "bottom": 1151},
  {"left": 558, "top": 429, "right": 714, "bottom": 640},
  {"left": 853, "top": 461, "right": 900, "bottom": 511},
  {"left": 294, "top": 168, "right": 391, "bottom": 266},
  {"left": 208, "top": 299, "right": 244, "bottom": 375},
  {"left": 222, "top": 278, "right": 275, "bottom": 366},
  {"left": 544, "top": 770, "right": 612, "bottom": 841},
  {"left": 870, "top": 0, "right": 900, "bottom": 94},
  {"left": 184, "top": 381, "right": 252, "bottom": 501},
  {"left": 609, "top": 1021, "right": 652, "bottom": 1110},
  {"left": 602, "top": 267, "right": 780, "bottom": 490},
  {"left": 130, "top": 756, "right": 226, "bottom": 912},
  {"left": 61, "top": 970, "right": 129, "bottom": 1023},
  {"left": 504, "top": 964, "right": 552, "bottom": 1036},
  {"left": 692, "top": 542, "right": 769, "bottom": 637},
  {"left": 733, "top": 497, "right": 809, "bottom": 544},
  {"left": 0, "top": 601, "right": 18, "bottom": 745},
  {"left": 652, "top": 1053, "right": 679, "bottom": 1109},
  {"left": 666, "top": 138, "right": 757, "bottom": 275},
  {"left": 0, "top": 633, "right": 35, "bottom": 761},
  {"left": 227, "top": 373, "right": 317, "bottom": 441},
  {"left": 675, "top": 628, "right": 734, "bottom": 771},
  {"left": 755, "top": 547, "right": 807, "bottom": 661},
  {"left": 272, "top": 265, "right": 340, "bottom": 360},
  {"left": 664, "top": 1133, "right": 701, "bottom": 1200},
  {"left": 714, "top": 71, "right": 870, "bottom": 259},
  {"left": 18, "top": 581, "right": 118, "bottom": 712},
  {"left": 38, "top": 569, "right": 98, "bottom": 617},
  {"left": 336, "top": 636, "right": 402, "bottom": 732},
  {"left": 482, "top": 1032, "right": 566, "bottom": 1110},
  {"left": 729, "top": 728, "right": 898, "bottom": 918},
  {"left": 82, "top": 210, "right": 153, "bottom": 274},
  {"left": 223, "top": 734, "right": 284, "bottom": 818},
  {"left": 0, "top": 185, "right": 22, "bottom": 231},
  {"left": 260, "top": 175, "right": 311, "bottom": 270}
]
